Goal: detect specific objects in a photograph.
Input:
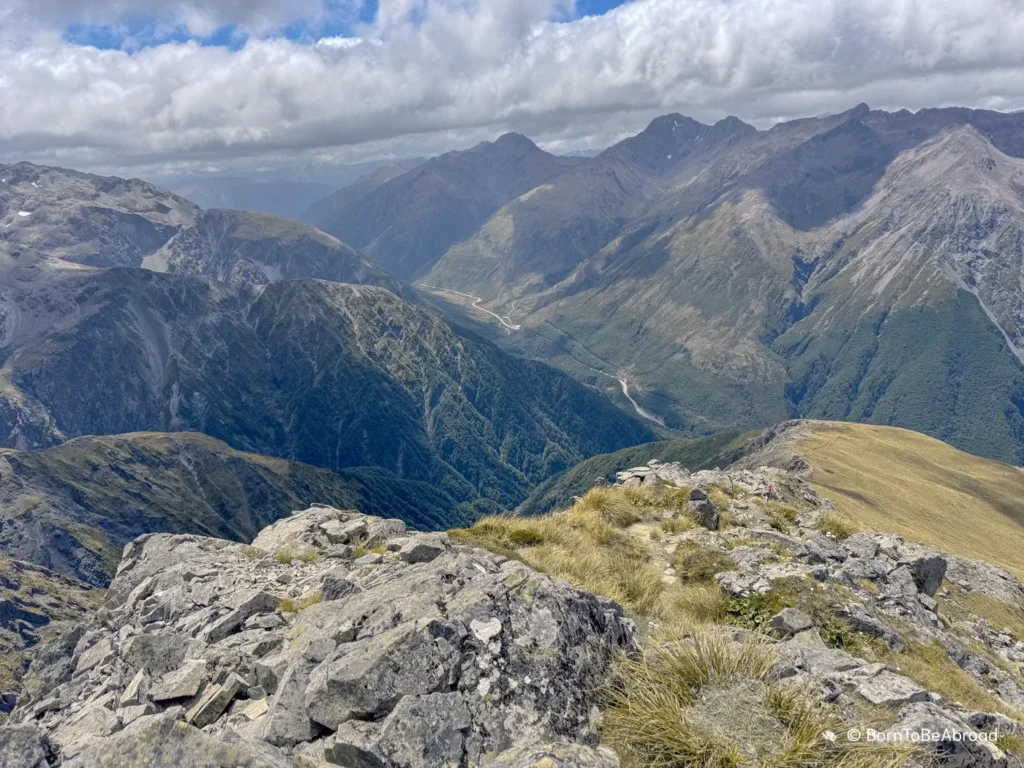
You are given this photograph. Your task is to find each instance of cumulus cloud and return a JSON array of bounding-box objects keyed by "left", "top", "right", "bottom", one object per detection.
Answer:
[{"left": 2, "top": 0, "right": 1024, "bottom": 175}]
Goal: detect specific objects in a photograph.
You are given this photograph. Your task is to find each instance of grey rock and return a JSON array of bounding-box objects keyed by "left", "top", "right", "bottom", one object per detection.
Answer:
[
  {"left": 151, "top": 659, "right": 208, "bottom": 702},
  {"left": 119, "top": 670, "right": 150, "bottom": 707},
  {"left": 841, "top": 604, "right": 904, "bottom": 651},
  {"left": 121, "top": 633, "right": 189, "bottom": 676},
  {"left": 259, "top": 658, "right": 318, "bottom": 747},
  {"left": 74, "top": 637, "right": 114, "bottom": 674},
  {"left": 321, "top": 519, "right": 368, "bottom": 545},
  {"left": 887, "top": 702, "right": 1008, "bottom": 767},
  {"left": 202, "top": 591, "right": 279, "bottom": 643},
  {"left": 0, "top": 724, "right": 52, "bottom": 768},
  {"left": 489, "top": 743, "right": 621, "bottom": 767},
  {"left": 767, "top": 608, "right": 813, "bottom": 639},
  {"left": 855, "top": 670, "right": 930, "bottom": 706},
  {"left": 843, "top": 533, "right": 880, "bottom": 560},
  {"left": 327, "top": 692, "right": 470, "bottom": 767},
  {"left": 715, "top": 571, "right": 771, "bottom": 598},
  {"left": 687, "top": 496, "right": 720, "bottom": 531},
  {"left": 897, "top": 546, "right": 947, "bottom": 597},
  {"left": 7, "top": 506, "right": 635, "bottom": 764},
  {"left": 305, "top": 619, "right": 462, "bottom": 729},
  {"left": 187, "top": 673, "right": 249, "bottom": 729},
  {"left": 62, "top": 712, "right": 291, "bottom": 768},
  {"left": 802, "top": 535, "right": 848, "bottom": 564},
  {"left": 399, "top": 536, "right": 447, "bottom": 564},
  {"left": 321, "top": 575, "right": 359, "bottom": 602}
]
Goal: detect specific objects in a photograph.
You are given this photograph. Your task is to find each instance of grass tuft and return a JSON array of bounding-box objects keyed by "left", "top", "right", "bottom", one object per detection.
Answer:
[
  {"left": 278, "top": 592, "right": 321, "bottom": 613},
  {"left": 819, "top": 512, "right": 857, "bottom": 540},
  {"left": 672, "top": 546, "right": 737, "bottom": 585}
]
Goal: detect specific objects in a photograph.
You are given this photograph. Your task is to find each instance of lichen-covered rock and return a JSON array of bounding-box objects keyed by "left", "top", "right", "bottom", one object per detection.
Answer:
[
  {"left": 10, "top": 506, "right": 636, "bottom": 766},
  {"left": 887, "top": 703, "right": 1009, "bottom": 767},
  {"left": 0, "top": 724, "right": 53, "bottom": 768},
  {"left": 489, "top": 742, "right": 621, "bottom": 767}
]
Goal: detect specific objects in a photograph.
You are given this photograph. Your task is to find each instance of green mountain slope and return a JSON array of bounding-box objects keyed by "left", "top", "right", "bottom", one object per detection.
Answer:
[
  {"left": 0, "top": 432, "right": 471, "bottom": 586},
  {"left": 432, "top": 108, "right": 1024, "bottom": 464},
  {"left": 0, "top": 266, "right": 654, "bottom": 512}
]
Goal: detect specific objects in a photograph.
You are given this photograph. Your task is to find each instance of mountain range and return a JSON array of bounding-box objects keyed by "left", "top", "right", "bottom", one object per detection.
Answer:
[
  {"left": 0, "top": 161, "right": 653, "bottom": 521},
  {"left": 316, "top": 105, "right": 1024, "bottom": 464}
]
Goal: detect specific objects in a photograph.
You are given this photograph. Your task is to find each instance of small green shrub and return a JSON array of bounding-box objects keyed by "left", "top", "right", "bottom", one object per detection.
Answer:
[
  {"left": 673, "top": 547, "right": 737, "bottom": 585},
  {"left": 508, "top": 528, "right": 544, "bottom": 547},
  {"left": 726, "top": 591, "right": 791, "bottom": 630}
]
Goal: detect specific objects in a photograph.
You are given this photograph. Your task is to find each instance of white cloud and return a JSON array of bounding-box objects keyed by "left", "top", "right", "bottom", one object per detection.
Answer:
[{"left": 2, "top": 0, "right": 1024, "bottom": 175}]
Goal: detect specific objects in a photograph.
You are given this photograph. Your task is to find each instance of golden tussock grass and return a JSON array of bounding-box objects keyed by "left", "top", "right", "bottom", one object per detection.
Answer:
[
  {"left": 604, "top": 629, "right": 912, "bottom": 768},
  {"left": 452, "top": 486, "right": 665, "bottom": 615},
  {"left": 792, "top": 421, "right": 1024, "bottom": 578}
]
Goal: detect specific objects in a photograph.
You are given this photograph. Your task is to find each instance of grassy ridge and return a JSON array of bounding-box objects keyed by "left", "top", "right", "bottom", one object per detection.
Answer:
[
  {"left": 788, "top": 421, "right": 1024, "bottom": 578},
  {"left": 0, "top": 432, "right": 475, "bottom": 586}
]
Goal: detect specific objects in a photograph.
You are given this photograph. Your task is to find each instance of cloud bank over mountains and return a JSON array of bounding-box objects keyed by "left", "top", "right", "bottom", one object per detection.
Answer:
[{"left": 3, "top": 0, "right": 1024, "bottom": 175}]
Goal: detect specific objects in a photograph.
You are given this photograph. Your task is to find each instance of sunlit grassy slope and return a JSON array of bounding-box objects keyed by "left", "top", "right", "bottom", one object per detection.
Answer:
[{"left": 790, "top": 421, "right": 1024, "bottom": 578}]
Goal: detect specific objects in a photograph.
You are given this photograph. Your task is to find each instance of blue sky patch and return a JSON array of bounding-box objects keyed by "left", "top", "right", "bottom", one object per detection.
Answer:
[{"left": 62, "top": 0, "right": 631, "bottom": 51}]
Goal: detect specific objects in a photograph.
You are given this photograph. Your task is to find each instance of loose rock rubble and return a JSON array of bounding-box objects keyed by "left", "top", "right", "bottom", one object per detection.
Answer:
[
  {"left": 613, "top": 461, "right": 1024, "bottom": 767},
  {"left": 1, "top": 506, "right": 635, "bottom": 766},
  {"left": 4, "top": 457, "right": 1024, "bottom": 766}
]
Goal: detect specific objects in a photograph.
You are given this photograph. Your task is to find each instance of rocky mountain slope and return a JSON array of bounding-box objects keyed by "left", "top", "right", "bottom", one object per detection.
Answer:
[
  {"left": 301, "top": 134, "right": 584, "bottom": 281},
  {"left": 0, "top": 162, "right": 401, "bottom": 292},
  {"left": 421, "top": 107, "right": 1024, "bottom": 465},
  {"left": 2, "top": 506, "right": 631, "bottom": 766},
  {"left": 0, "top": 557, "right": 100, "bottom": 709},
  {"left": 456, "top": 456, "right": 1024, "bottom": 767},
  {"left": 5, "top": 440, "right": 1024, "bottom": 766},
  {"left": 0, "top": 263, "right": 653, "bottom": 512},
  {"left": 0, "top": 432, "right": 471, "bottom": 588},
  {"left": 732, "top": 420, "right": 1024, "bottom": 581}
]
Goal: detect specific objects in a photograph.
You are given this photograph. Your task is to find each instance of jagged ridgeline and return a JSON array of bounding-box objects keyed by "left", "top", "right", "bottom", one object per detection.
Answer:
[
  {"left": 417, "top": 107, "right": 1024, "bottom": 466},
  {"left": 5, "top": 420, "right": 1024, "bottom": 766}
]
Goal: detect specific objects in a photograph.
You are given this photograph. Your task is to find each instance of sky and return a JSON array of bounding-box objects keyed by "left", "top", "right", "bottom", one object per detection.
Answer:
[{"left": 3, "top": 0, "right": 1024, "bottom": 180}]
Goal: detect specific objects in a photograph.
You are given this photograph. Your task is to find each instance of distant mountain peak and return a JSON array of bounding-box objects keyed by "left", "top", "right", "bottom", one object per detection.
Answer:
[{"left": 492, "top": 132, "right": 541, "bottom": 150}]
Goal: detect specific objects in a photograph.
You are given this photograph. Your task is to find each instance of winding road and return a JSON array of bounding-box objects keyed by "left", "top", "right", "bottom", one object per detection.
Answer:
[{"left": 415, "top": 284, "right": 521, "bottom": 330}]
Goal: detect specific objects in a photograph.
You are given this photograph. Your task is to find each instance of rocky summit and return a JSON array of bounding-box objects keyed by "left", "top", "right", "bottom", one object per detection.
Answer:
[
  {"left": 4, "top": 454, "right": 1024, "bottom": 766},
  {"left": 0, "top": 506, "right": 632, "bottom": 767}
]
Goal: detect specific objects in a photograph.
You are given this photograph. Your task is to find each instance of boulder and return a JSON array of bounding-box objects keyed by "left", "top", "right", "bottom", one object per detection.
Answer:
[
  {"left": 151, "top": 660, "right": 208, "bottom": 702},
  {"left": 62, "top": 712, "right": 291, "bottom": 768},
  {"left": 398, "top": 535, "right": 448, "bottom": 564},
  {"left": 767, "top": 608, "right": 813, "bottom": 639},
  {"left": 854, "top": 670, "right": 930, "bottom": 706},
  {"left": 897, "top": 546, "right": 947, "bottom": 597},
  {"left": 886, "top": 703, "right": 1008, "bottom": 767},
  {"left": 715, "top": 571, "right": 771, "bottom": 598},
  {"left": 0, "top": 724, "right": 52, "bottom": 768}
]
